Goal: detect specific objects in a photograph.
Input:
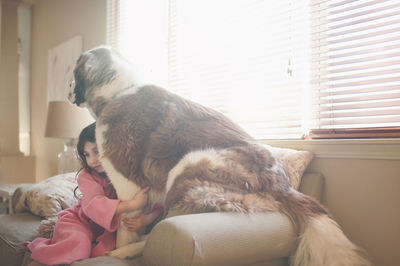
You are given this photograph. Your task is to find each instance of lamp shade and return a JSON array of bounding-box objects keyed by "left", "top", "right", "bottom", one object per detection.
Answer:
[{"left": 45, "top": 101, "right": 95, "bottom": 139}]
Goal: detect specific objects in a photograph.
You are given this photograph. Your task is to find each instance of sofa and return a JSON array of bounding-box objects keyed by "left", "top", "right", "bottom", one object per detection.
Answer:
[
  {"left": 0, "top": 172, "right": 324, "bottom": 266},
  {"left": 0, "top": 146, "right": 324, "bottom": 266}
]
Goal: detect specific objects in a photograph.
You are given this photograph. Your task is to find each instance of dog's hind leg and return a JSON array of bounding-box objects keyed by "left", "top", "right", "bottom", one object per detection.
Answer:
[{"left": 166, "top": 181, "right": 281, "bottom": 216}]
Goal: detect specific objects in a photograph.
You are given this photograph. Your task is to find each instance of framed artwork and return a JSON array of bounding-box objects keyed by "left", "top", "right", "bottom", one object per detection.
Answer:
[{"left": 47, "top": 35, "right": 82, "bottom": 101}]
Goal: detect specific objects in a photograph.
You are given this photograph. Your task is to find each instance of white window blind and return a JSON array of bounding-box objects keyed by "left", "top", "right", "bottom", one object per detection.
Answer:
[
  {"left": 107, "top": 0, "right": 310, "bottom": 140},
  {"left": 106, "top": 0, "right": 120, "bottom": 49},
  {"left": 107, "top": 0, "right": 169, "bottom": 87},
  {"left": 310, "top": 0, "right": 400, "bottom": 138}
]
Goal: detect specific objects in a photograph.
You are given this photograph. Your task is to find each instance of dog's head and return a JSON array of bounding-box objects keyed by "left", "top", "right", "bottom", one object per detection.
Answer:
[{"left": 68, "top": 46, "right": 136, "bottom": 116}]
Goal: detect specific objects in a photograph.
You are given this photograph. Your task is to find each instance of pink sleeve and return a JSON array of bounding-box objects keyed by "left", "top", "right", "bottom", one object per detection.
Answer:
[{"left": 78, "top": 171, "right": 121, "bottom": 231}]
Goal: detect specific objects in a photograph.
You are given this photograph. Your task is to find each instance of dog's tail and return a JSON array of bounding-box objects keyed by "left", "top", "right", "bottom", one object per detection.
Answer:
[{"left": 277, "top": 189, "right": 373, "bottom": 266}]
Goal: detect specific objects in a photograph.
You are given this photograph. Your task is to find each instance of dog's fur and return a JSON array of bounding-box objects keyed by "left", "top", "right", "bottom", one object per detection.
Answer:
[{"left": 69, "top": 46, "right": 372, "bottom": 265}]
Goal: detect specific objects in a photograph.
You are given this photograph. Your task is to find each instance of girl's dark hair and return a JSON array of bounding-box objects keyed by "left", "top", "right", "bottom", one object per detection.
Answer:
[
  {"left": 77, "top": 122, "right": 96, "bottom": 171},
  {"left": 74, "top": 122, "right": 96, "bottom": 199}
]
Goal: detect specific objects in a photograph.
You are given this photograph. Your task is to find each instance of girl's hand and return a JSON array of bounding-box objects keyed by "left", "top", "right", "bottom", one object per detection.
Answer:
[
  {"left": 130, "top": 186, "right": 150, "bottom": 210},
  {"left": 115, "top": 186, "right": 150, "bottom": 214},
  {"left": 123, "top": 214, "right": 146, "bottom": 232}
]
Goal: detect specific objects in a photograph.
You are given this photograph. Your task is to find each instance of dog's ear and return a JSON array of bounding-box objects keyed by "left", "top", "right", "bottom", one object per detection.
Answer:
[{"left": 69, "top": 53, "right": 90, "bottom": 106}]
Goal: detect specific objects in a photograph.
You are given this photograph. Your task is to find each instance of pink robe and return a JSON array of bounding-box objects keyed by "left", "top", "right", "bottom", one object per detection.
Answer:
[{"left": 28, "top": 169, "right": 121, "bottom": 265}]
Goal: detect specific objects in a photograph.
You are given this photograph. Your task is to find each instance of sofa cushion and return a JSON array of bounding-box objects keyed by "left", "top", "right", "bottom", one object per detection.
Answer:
[{"left": 0, "top": 213, "right": 41, "bottom": 266}]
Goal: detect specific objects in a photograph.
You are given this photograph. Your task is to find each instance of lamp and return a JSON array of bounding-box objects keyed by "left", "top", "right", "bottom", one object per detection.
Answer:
[{"left": 45, "top": 101, "right": 95, "bottom": 174}]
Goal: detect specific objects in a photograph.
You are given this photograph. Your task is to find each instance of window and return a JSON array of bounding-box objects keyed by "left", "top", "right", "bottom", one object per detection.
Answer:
[
  {"left": 18, "top": 5, "right": 32, "bottom": 155},
  {"left": 107, "top": 0, "right": 400, "bottom": 140},
  {"left": 310, "top": 0, "right": 400, "bottom": 138}
]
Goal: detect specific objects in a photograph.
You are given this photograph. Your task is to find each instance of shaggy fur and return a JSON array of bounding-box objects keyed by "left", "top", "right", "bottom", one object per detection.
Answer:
[{"left": 69, "top": 46, "right": 372, "bottom": 265}]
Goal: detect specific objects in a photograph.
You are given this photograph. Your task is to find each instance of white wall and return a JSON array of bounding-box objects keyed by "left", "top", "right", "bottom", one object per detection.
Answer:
[{"left": 31, "top": 0, "right": 107, "bottom": 180}]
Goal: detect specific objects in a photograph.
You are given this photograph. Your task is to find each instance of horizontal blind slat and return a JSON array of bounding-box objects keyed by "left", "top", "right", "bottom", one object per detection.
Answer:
[
  {"left": 310, "top": 0, "right": 391, "bottom": 15},
  {"left": 315, "top": 108, "right": 400, "bottom": 119},
  {"left": 313, "top": 98, "right": 400, "bottom": 110},
  {"left": 311, "top": 5, "right": 400, "bottom": 31},
  {"left": 312, "top": 68, "right": 400, "bottom": 83},
  {"left": 311, "top": 34, "right": 400, "bottom": 52},
  {"left": 311, "top": 57, "right": 400, "bottom": 73},
  {"left": 315, "top": 93, "right": 400, "bottom": 104},
  {"left": 311, "top": 43, "right": 400, "bottom": 60},
  {"left": 312, "top": 76, "right": 400, "bottom": 88},
  {"left": 315, "top": 85, "right": 400, "bottom": 96},
  {"left": 317, "top": 116, "right": 400, "bottom": 126}
]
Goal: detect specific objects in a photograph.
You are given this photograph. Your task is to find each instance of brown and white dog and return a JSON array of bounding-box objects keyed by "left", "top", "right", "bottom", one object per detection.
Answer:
[{"left": 69, "top": 46, "right": 372, "bottom": 266}]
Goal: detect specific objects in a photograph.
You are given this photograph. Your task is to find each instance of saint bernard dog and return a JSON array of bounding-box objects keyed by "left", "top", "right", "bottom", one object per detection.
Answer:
[{"left": 69, "top": 46, "right": 371, "bottom": 266}]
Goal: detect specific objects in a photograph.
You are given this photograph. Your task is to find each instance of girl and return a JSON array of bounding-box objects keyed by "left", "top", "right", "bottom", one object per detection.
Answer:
[{"left": 28, "top": 123, "right": 163, "bottom": 266}]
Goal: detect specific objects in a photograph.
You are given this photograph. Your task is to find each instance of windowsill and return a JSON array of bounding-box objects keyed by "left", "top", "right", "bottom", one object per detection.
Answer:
[{"left": 259, "top": 138, "right": 400, "bottom": 160}]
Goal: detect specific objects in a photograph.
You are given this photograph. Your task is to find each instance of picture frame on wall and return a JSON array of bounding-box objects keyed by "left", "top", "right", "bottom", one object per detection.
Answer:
[{"left": 47, "top": 35, "right": 82, "bottom": 102}]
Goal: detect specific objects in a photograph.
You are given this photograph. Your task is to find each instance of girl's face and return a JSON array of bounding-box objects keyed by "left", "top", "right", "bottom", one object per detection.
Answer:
[{"left": 83, "top": 141, "right": 105, "bottom": 173}]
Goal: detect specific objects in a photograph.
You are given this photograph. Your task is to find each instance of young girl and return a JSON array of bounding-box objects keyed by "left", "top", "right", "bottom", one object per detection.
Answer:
[{"left": 28, "top": 123, "right": 163, "bottom": 266}]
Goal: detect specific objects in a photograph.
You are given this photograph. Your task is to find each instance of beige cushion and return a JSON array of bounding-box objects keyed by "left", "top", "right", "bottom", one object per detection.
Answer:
[
  {"left": 144, "top": 212, "right": 296, "bottom": 266},
  {"left": 13, "top": 172, "right": 79, "bottom": 218},
  {"left": 262, "top": 145, "right": 313, "bottom": 189}
]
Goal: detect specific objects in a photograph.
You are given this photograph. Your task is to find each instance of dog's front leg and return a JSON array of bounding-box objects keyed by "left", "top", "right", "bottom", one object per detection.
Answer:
[
  {"left": 107, "top": 209, "right": 144, "bottom": 259},
  {"left": 109, "top": 195, "right": 145, "bottom": 258},
  {"left": 98, "top": 158, "right": 144, "bottom": 256},
  {"left": 116, "top": 210, "right": 141, "bottom": 248}
]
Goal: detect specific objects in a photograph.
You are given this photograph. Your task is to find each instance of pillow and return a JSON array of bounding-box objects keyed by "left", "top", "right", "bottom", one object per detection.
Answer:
[
  {"left": 261, "top": 144, "right": 314, "bottom": 189},
  {"left": 13, "top": 172, "right": 79, "bottom": 218}
]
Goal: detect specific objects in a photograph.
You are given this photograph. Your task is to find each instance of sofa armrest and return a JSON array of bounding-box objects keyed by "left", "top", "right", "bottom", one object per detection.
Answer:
[
  {"left": 144, "top": 173, "right": 325, "bottom": 266},
  {"left": 144, "top": 212, "right": 296, "bottom": 266}
]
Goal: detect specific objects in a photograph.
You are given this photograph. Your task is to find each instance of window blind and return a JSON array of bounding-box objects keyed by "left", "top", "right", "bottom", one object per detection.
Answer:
[
  {"left": 310, "top": 0, "right": 400, "bottom": 138},
  {"left": 107, "top": 0, "right": 168, "bottom": 86},
  {"left": 106, "top": 0, "right": 120, "bottom": 49},
  {"left": 107, "top": 0, "right": 310, "bottom": 140}
]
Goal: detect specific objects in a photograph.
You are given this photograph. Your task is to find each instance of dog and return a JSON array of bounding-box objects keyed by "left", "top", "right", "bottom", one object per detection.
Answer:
[{"left": 69, "top": 46, "right": 372, "bottom": 266}]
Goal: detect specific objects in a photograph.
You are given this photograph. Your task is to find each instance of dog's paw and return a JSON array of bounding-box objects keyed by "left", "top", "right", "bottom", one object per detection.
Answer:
[
  {"left": 106, "top": 249, "right": 125, "bottom": 259},
  {"left": 107, "top": 247, "right": 132, "bottom": 259},
  {"left": 107, "top": 240, "right": 147, "bottom": 259}
]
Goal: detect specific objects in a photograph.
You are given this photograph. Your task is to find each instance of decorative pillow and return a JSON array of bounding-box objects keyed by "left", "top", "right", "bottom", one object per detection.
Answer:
[
  {"left": 13, "top": 172, "right": 79, "bottom": 218},
  {"left": 261, "top": 144, "right": 314, "bottom": 189}
]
